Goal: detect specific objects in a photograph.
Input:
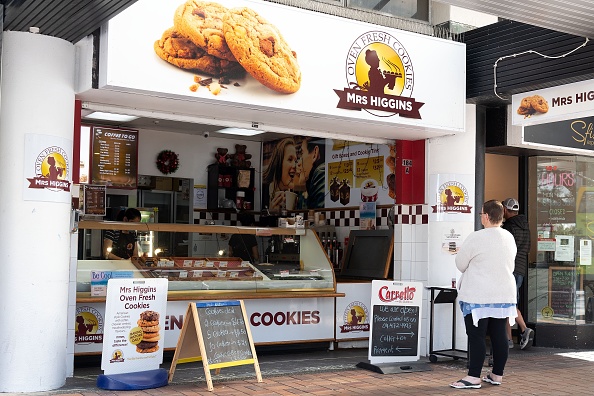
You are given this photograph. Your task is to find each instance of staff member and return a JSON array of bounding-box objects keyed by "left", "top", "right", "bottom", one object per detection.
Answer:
[{"left": 103, "top": 208, "right": 141, "bottom": 260}]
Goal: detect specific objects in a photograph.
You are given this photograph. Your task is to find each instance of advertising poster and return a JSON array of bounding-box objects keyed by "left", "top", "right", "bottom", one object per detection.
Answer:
[
  {"left": 429, "top": 174, "right": 474, "bottom": 222},
  {"left": 325, "top": 140, "right": 394, "bottom": 208},
  {"left": 360, "top": 202, "right": 377, "bottom": 230},
  {"left": 554, "top": 235, "right": 574, "bottom": 262},
  {"left": 536, "top": 164, "right": 576, "bottom": 225},
  {"left": 23, "top": 134, "right": 72, "bottom": 203},
  {"left": 101, "top": 0, "right": 465, "bottom": 134},
  {"left": 262, "top": 136, "right": 326, "bottom": 211},
  {"left": 335, "top": 283, "right": 372, "bottom": 341},
  {"left": 101, "top": 278, "right": 168, "bottom": 375}
]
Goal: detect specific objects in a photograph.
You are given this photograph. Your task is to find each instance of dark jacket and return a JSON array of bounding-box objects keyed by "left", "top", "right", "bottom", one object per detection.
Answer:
[{"left": 502, "top": 214, "right": 530, "bottom": 276}]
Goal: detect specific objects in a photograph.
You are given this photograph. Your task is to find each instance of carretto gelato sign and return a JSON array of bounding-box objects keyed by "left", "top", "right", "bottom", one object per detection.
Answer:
[
  {"left": 432, "top": 181, "right": 472, "bottom": 214},
  {"left": 334, "top": 31, "right": 424, "bottom": 119},
  {"left": 27, "top": 145, "right": 71, "bottom": 192}
]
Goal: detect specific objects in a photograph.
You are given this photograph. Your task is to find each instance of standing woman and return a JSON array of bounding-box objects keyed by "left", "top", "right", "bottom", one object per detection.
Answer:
[
  {"left": 262, "top": 137, "right": 297, "bottom": 212},
  {"left": 450, "top": 200, "right": 517, "bottom": 389},
  {"left": 103, "top": 208, "right": 142, "bottom": 260}
]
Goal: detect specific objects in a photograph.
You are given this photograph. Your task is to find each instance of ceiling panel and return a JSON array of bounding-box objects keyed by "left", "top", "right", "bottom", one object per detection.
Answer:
[{"left": 435, "top": 0, "right": 594, "bottom": 38}]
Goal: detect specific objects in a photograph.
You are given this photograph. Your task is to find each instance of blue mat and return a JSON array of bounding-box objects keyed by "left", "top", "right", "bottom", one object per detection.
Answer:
[{"left": 97, "top": 368, "right": 168, "bottom": 390}]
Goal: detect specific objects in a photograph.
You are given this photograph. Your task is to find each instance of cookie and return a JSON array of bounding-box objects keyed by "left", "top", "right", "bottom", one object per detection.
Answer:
[
  {"left": 140, "top": 324, "right": 160, "bottom": 333},
  {"left": 142, "top": 333, "right": 161, "bottom": 341},
  {"left": 223, "top": 7, "right": 301, "bottom": 94},
  {"left": 136, "top": 345, "right": 160, "bottom": 354},
  {"left": 174, "top": 1, "right": 236, "bottom": 62},
  {"left": 137, "top": 319, "right": 159, "bottom": 327},
  {"left": 530, "top": 95, "right": 549, "bottom": 113},
  {"left": 154, "top": 28, "right": 244, "bottom": 77}
]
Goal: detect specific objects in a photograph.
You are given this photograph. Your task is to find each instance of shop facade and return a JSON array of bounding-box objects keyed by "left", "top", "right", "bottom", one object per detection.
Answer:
[{"left": 0, "top": 0, "right": 479, "bottom": 392}]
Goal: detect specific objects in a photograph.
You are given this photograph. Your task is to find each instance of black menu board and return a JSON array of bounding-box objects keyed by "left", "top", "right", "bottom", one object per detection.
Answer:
[
  {"left": 91, "top": 126, "right": 138, "bottom": 188},
  {"left": 371, "top": 305, "right": 419, "bottom": 357},
  {"left": 549, "top": 266, "right": 582, "bottom": 317},
  {"left": 83, "top": 184, "right": 106, "bottom": 216}
]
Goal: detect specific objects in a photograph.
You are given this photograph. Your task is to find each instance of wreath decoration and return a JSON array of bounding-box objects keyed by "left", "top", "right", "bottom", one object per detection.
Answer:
[{"left": 156, "top": 150, "right": 180, "bottom": 175}]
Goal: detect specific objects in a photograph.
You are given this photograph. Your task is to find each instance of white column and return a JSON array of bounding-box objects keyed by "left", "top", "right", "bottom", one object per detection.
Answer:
[{"left": 0, "top": 31, "right": 75, "bottom": 392}]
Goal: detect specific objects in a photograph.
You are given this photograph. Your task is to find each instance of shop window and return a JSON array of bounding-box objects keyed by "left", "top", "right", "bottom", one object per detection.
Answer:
[{"left": 531, "top": 156, "right": 594, "bottom": 326}]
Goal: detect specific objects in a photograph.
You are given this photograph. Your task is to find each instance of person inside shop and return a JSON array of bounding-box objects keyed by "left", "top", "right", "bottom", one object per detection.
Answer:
[
  {"left": 502, "top": 197, "right": 534, "bottom": 350},
  {"left": 262, "top": 137, "right": 297, "bottom": 212},
  {"left": 450, "top": 200, "right": 517, "bottom": 389},
  {"left": 103, "top": 207, "right": 142, "bottom": 260},
  {"left": 293, "top": 136, "right": 325, "bottom": 209},
  {"left": 228, "top": 213, "right": 260, "bottom": 263}
]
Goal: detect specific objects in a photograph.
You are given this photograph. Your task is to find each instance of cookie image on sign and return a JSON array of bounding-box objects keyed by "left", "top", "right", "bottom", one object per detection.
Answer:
[
  {"left": 517, "top": 95, "right": 549, "bottom": 118},
  {"left": 136, "top": 310, "right": 161, "bottom": 353},
  {"left": 154, "top": 1, "right": 301, "bottom": 95}
]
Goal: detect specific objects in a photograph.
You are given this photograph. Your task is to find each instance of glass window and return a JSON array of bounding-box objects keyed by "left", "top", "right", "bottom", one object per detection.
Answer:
[
  {"left": 530, "top": 155, "right": 594, "bottom": 326},
  {"left": 347, "top": 0, "right": 429, "bottom": 21}
]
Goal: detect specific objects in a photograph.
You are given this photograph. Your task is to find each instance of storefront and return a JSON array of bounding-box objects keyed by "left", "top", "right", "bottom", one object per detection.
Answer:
[{"left": 0, "top": 0, "right": 471, "bottom": 392}]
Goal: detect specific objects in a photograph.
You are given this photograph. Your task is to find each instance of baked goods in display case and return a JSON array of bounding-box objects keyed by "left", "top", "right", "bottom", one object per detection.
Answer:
[{"left": 131, "top": 256, "right": 265, "bottom": 280}]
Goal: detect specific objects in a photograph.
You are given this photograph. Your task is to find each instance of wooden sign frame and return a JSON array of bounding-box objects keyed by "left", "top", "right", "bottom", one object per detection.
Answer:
[{"left": 168, "top": 300, "right": 262, "bottom": 391}]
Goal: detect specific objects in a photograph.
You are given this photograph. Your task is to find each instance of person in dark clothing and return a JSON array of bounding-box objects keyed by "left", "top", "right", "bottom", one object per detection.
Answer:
[
  {"left": 502, "top": 198, "right": 534, "bottom": 350},
  {"left": 103, "top": 208, "right": 141, "bottom": 260},
  {"left": 228, "top": 213, "right": 260, "bottom": 263}
]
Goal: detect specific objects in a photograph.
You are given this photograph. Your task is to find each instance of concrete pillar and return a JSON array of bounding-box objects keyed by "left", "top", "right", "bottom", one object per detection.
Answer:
[{"left": 0, "top": 31, "right": 75, "bottom": 392}]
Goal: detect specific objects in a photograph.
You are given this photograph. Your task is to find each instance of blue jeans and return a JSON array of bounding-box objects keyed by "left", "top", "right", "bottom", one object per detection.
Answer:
[{"left": 514, "top": 273, "right": 524, "bottom": 304}]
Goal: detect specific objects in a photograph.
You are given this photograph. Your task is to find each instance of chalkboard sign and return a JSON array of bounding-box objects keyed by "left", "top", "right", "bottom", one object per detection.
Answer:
[
  {"left": 549, "top": 266, "right": 583, "bottom": 317},
  {"left": 368, "top": 280, "right": 423, "bottom": 365},
  {"left": 168, "top": 300, "right": 262, "bottom": 391},
  {"left": 83, "top": 184, "right": 106, "bottom": 216},
  {"left": 371, "top": 305, "right": 419, "bottom": 357},
  {"left": 195, "top": 301, "right": 252, "bottom": 365}
]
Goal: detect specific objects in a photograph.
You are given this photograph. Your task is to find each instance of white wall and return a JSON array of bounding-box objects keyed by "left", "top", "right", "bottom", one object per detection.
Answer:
[
  {"left": 426, "top": 103, "right": 477, "bottom": 352},
  {"left": 432, "top": 2, "right": 498, "bottom": 28},
  {"left": 136, "top": 129, "right": 262, "bottom": 211}
]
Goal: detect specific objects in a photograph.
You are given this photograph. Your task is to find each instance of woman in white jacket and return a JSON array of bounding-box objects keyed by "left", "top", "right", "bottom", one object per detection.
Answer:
[{"left": 450, "top": 200, "right": 517, "bottom": 389}]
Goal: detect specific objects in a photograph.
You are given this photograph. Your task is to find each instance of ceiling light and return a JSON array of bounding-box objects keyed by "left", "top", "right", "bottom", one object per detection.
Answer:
[
  {"left": 84, "top": 112, "right": 139, "bottom": 122},
  {"left": 216, "top": 127, "right": 264, "bottom": 136}
]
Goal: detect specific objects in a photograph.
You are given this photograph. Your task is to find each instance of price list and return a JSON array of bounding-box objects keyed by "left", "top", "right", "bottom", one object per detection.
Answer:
[
  {"left": 91, "top": 127, "right": 138, "bottom": 188},
  {"left": 84, "top": 184, "right": 106, "bottom": 216}
]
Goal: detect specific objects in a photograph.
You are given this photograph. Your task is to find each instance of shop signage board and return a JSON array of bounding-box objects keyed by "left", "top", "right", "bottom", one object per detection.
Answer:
[
  {"left": 100, "top": 278, "right": 168, "bottom": 375},
  {"left": 83, "top": 184, "right": 107, "bottom": 216},
  {"left": 525, "top": 116, "right": 594, "bottom": 152},
  {"left": 428, "top": 174, "right": 474, "bottom": 222},
  {"left": 368, "top": 280, "right": 422, "bottom": 364},
  {"left": 90, "top": 126, "right": 138, "bottom": 189},
  {"left": 74, "top": 297, "right": 335, "bottom": 354},
  {"left": 548, "top": 266, "right": 583, "bottom": 318},
  {"left": 512, "top": 78, "right": 594, "bottom": 127},
  {"left": 100, "top": 0, "right": 465, "bottom": 135},
  {"left": 168, "top": 301, "right": 262, "bottom": 391},
  {"left": 335, "top": 283, "right": 372, "bottom": 341}
]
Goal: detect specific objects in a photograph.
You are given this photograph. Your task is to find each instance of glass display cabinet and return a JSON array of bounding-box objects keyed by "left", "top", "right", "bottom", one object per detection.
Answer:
[{"left": 76, "top": 220, "right": 338, "bottom": 301}]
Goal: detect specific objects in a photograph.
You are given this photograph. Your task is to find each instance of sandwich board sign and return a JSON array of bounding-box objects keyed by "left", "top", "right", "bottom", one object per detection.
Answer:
[{"left": 168, "top": 300, "right": 262, "bottom": 391}]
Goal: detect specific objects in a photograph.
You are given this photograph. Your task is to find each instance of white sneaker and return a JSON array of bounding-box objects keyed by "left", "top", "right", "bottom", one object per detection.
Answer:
[
  {"left": 520, "top": 328, "right": 534, "bottom": 350},
  {"left": 508, "top": 339, "right": 514, "bottom": 349}
]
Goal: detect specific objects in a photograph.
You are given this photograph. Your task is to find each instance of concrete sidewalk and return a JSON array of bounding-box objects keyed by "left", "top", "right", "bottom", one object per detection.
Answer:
[{"left": 10, "top": 346, "right": 594, "bottom": 395}]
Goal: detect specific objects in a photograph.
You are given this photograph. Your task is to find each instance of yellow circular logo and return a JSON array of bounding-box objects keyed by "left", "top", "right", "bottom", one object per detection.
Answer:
[
  {"left": 129, "top": 327, "right": 144, "bottom": 345},
  {"left": 541, "top": 306, "right": 554, "bottom": 319}
]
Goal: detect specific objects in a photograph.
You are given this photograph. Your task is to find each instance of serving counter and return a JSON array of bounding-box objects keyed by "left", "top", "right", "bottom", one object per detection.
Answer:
[{"left": 74, "top": 221, "right": 343, "bottom": 354}]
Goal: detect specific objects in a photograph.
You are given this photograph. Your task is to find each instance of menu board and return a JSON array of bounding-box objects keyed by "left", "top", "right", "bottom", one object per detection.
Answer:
[
  {"left": 549, "top": 266, "right": 582, "bottom": 317},
  {"left": 91, "top": 126, "right": 138, "bottom": 188},
  {"left": 371, "top": 305, "right": 419, "bottom": 357},
  {"left": 83, "top": 184, "right": 106, "bottom": 216}
]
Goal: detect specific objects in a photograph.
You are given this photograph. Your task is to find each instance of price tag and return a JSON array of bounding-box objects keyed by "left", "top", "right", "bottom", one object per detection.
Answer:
[{"left": 183, "top": 260, "right": 193, "bottom": 267}]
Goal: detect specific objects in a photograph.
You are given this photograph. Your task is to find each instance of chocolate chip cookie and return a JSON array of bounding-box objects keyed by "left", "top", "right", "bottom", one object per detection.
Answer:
[
  {"left": 223, "top": 7, "right": 301, "bottom": 94},
  {"left": 154, "top": 27, "right": 244, "bottom": 77},
  {"left": 174, "top": 0, "right": 236, "bottom": 62}
]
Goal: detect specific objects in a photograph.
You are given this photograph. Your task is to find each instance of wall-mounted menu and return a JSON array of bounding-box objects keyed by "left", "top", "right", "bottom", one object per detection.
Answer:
[
  {"left": 83, "top": 184, "right": 106, "bottom": 216},
  {"left": 549, "top": 266, "right": 582, "bottom": 317},
  {"left": 91, "top": 126, "right": 138, "bottom": 188}
]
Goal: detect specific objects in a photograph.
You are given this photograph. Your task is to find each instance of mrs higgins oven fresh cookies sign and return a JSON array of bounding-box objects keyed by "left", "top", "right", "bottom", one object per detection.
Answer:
[
  {"left": 99, "top": 0, "right": 465, "bottom": 133},
  {"left": 101, "top": 278, "right": 168, "bottom": 375}
]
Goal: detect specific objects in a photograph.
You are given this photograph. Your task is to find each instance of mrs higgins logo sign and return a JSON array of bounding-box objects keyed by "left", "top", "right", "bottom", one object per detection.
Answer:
[{"left": 334, "top": 31, "right": 424, "bottom": 119}]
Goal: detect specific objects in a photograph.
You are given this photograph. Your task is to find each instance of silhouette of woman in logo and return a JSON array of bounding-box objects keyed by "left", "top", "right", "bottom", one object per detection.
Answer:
[
  {"left": 364, "top": 49, "right": 398, "bottom": 96},
  {"left": 444, "top": 188, "right": 461, "bottom": 207},
  {"left": 45, "top": 156, "right": 64, "bottom": 181}
]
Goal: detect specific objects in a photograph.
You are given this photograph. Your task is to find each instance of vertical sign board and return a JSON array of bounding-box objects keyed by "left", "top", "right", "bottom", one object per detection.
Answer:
[
  {"left": 168, "top": 301, "right": 262, "bottom": 391},
  {"left": 549, "top": 267, "right": 583, "bottom": 318},
  {"left": 369, "top": 280, "right": 423, "bottom": 365},
  {"left": 101, "top": 278, "right": 168, "bottom": 375}
]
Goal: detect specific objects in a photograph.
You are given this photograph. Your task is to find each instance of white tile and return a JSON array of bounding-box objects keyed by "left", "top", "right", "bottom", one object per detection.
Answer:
[
  {"left": 393, "top": 242, "right": 402, "bottom": 260},
  {"left": 392, "top": 260, "right": 402, "bottom": 279},
  {"left": 401, "top": 242, "right": 412, "bottom": 261},
  {"left": 414, "top": 242, "right": 428, "bottom": 262},
  {"left": 401, "top": 260, "right": 412, "bottom": 280},
  {"left": 414, "top": 224, "right": 428, "bottom": 242},
  {"left": 401, "top": 224, "right": 412, "bottom": 242},
  {"left": 412, "top": 261, "right": 429, "bottom": 282},
  {"left": 393, "top": 224, "right": 403, "bottom": 243}
]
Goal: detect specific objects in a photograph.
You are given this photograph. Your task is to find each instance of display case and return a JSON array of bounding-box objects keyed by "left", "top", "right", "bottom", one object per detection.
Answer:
[{"left": 76, "top": 220, "right": 338, "bottom": 300}]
